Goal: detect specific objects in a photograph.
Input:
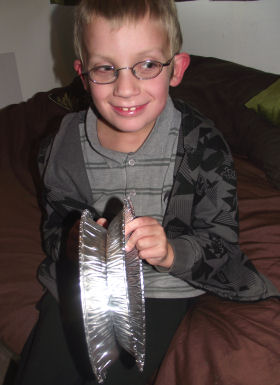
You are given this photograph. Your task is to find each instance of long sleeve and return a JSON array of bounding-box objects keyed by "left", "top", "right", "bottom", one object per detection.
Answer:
[
  {"left": 36, "top": 112, "right": 97, "bottom": 298},
  {"left": 164, "top": 100, "right": 279, "bottom": 301}
]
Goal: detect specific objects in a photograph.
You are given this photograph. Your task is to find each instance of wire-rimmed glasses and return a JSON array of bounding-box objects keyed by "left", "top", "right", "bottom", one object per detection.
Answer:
[{"left": 83, "top": 56, "right": 175, "bottom": 84}]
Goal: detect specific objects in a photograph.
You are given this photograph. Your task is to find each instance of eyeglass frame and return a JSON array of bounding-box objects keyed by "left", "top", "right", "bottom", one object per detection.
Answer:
[{"left": 82, "top": 55, "right": 176, "bottom": 85}]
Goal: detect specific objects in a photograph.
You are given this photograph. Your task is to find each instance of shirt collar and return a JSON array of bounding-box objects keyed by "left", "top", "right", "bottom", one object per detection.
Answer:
[{"left": 84, "top": 96, "right": 180, "bottom": 164}]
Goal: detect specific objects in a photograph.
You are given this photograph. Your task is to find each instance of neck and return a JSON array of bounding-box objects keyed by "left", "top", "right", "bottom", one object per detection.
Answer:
[{"left": 97, "top": 119, "right": 154, "bottom": 153}]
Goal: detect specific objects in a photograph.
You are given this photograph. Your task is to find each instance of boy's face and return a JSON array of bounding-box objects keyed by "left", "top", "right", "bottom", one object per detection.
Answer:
[{"left": 75, "top": 15, "right": 189, "bottom": 138}]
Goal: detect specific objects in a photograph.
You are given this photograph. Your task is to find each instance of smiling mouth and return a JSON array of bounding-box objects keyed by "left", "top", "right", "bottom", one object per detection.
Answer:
[
  {"left": 113, "top": 104, "right": 147, "bottom": 114},
  {"left": 120, "top": 106, "right": 136, "bottom": 112}
]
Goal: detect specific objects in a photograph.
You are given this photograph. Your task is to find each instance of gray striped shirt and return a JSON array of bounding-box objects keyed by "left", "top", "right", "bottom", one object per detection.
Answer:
[{"left": 80, "top": 97, "right": 204, "bottom": 298}]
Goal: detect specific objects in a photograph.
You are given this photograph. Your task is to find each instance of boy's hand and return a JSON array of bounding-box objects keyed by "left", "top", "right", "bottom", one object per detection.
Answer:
[{"left": 125, "top": 217, "right": 174, "bottom": 269}]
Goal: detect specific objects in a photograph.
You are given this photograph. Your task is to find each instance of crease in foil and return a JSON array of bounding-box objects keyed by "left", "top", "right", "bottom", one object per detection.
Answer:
[
  {"left": 79, "top": 210, "right": 118, "bottom": 383},
  {"left": 107, "top": 198, "right": 145, "bottom": 371},
  {"left": 79, "top": 199, "right": 145, "bottom": 383}
]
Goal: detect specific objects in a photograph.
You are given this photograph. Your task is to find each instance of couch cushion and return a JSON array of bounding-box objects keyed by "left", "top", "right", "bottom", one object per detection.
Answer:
[
  {"left": 0, "top": 89, "right": 68, "bottom": 354},
  {"left": 245, "top": 78, "right": 280, "bottom": 127},
  {"left": 170, "top": 55, "right": 280, "bottom": 189}
]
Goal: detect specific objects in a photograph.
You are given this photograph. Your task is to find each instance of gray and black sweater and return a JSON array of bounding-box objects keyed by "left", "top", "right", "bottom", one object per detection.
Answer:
[{"left": 38, "top": 98, "right": 279, "bottom": 302}]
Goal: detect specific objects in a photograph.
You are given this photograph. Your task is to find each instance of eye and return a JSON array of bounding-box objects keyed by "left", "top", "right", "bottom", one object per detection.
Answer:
[
  {"left": 92, "top": 65, "right": 115, "bottom": 74},
  {"left": 134, "top": 60, "right": 161, "bottom": 79},
  {"left": 88, "top": 65, "right": 116, "bottom": 82},
  {"left": 140, "top": 60, "right": 159, "bottom": 70}
]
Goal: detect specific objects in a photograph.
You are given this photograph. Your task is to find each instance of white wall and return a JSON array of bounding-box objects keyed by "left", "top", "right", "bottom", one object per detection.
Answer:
[
  {"left": 0, "top": 0, "right": 280, "bottom": 104},
  {"left": 0, "top": 0, "right": 76, "bottom": 104},
  {"left": 177, "top": 0, "right": 280, "bottom": 74}
]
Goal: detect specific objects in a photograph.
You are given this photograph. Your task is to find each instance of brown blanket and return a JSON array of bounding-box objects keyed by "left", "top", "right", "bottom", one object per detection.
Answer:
[{"left": 152, "top": 156, "right": 280, "bottom": 385}]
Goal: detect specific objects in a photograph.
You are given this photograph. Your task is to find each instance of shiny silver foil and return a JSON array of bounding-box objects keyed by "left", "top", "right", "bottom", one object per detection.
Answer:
[
  {"left": 79, "top": 199, "right": 145, "bottom": 383},
  {"left": 79, "top": 210, "right": 119, "bottom": 383},
  {"left": 107, "top": 198, "right": 145, "bottom": 371}
]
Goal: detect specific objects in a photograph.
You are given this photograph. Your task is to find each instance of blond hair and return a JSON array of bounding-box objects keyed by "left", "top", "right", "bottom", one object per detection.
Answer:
[{"left": 74, "top": 0, "right": 183, "bottom": 66}]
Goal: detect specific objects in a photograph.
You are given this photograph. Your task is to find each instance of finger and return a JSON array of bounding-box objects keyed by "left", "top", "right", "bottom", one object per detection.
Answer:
[
  {"left": 96, "top": 217, "right": 108, "bottom": 228},
  {"left": 125, "top": 224, "right": 160, "bottom": 252},
  {"left": 135, "top": 235, "right": 162, "bottom": 252},
  {"left": 125, "top": 216, "right": 158, "bottom": 237}
]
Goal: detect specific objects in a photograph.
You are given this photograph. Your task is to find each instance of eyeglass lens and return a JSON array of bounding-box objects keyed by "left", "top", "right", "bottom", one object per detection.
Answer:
[{"left": 88, "top": 60, "right": 168, "bottom": 84}]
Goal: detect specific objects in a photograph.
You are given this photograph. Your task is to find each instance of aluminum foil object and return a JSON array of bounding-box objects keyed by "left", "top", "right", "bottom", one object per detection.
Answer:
[{"left": 79, "top": 199, "right": 145, "bottom": 383}]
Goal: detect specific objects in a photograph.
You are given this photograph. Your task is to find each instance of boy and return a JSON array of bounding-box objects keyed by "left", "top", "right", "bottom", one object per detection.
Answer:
[{"left": 16, "top": 1, "right": 278, "bottom": 384}]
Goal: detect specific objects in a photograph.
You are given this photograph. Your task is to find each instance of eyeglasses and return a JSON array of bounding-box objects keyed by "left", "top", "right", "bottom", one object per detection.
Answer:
[{"left": 83, "top": 56, "right": 175, "bottom": 84}]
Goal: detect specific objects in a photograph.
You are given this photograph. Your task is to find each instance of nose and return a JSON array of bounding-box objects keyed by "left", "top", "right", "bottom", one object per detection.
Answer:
[{"left": 113, "top": 67, "right": 140, "bottom": 98}]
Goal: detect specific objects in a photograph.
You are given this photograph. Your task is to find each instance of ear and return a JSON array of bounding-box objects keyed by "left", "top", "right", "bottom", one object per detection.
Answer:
[
  {"left": 169, "top": 52, "right": 190, "bottom": 87},
  {"left": 74, "top": 59, "right": 88, "bottom": 91}
]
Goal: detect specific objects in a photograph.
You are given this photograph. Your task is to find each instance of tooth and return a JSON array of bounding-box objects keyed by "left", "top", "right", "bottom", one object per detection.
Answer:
[
  {"left": 122, "top": 107, "right": 129, "bottom": 111},
  {"left": 130, "top": 107, "right": 136, "bottom": 111}
]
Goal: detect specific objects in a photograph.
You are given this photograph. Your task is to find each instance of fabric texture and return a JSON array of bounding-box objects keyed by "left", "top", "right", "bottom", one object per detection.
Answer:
[
  {"left": 80, "top": 99, "right": 204, "bottom": 299},
  {"left": 38, "top": 99, "right": 278, "bottom": 302},
  {"left": 152, "top": 157, "right": 280, "bottom": 385},
  {"left": 1, "top": 55, "right": 280, "bottom": 377},
  {"left": 0, "top": 88, "right": 69, "bottom": 355},
  {"left": 15, "top": 293, "right": 192, "bottom": 385},
  {"left": 0, "top": 77, "right": 88, "bottom": 354},
  {"left": 245, "top": 78, "right": 280, "bottom": 127},
  {"left": 170, "top": 55, "right": 280, "bottom": 189}
]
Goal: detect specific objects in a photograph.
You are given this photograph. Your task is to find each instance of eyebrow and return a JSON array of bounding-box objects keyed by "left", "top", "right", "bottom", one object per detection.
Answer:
[{"left": 88, "top": 49, "right": 166, "bottom": 65}]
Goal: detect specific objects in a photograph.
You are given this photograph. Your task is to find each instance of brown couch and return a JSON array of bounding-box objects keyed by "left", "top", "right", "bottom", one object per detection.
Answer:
[{"left": 1, "top": 55, "right": 280, "bottom": 384}]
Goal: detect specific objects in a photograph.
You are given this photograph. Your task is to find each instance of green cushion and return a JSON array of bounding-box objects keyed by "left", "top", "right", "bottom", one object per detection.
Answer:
[{"left": 245, "top": 78, "right": 280, "bottom": 127}]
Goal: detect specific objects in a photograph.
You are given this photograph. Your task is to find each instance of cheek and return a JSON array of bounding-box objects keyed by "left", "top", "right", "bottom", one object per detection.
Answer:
[
  {"left": 89, "top": 85, "right": 108, "bottom": 107},
  {"left": 150, "top": 77, "right": 170, "bottom": 102},
  {"left": 89, "top": 75, "right": 170, "bottom": 106}
]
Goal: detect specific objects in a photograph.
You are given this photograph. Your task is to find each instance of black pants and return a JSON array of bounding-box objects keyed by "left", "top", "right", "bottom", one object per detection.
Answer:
[{"left": 15, "top": 292, "right": 193, "bottom": 385}]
